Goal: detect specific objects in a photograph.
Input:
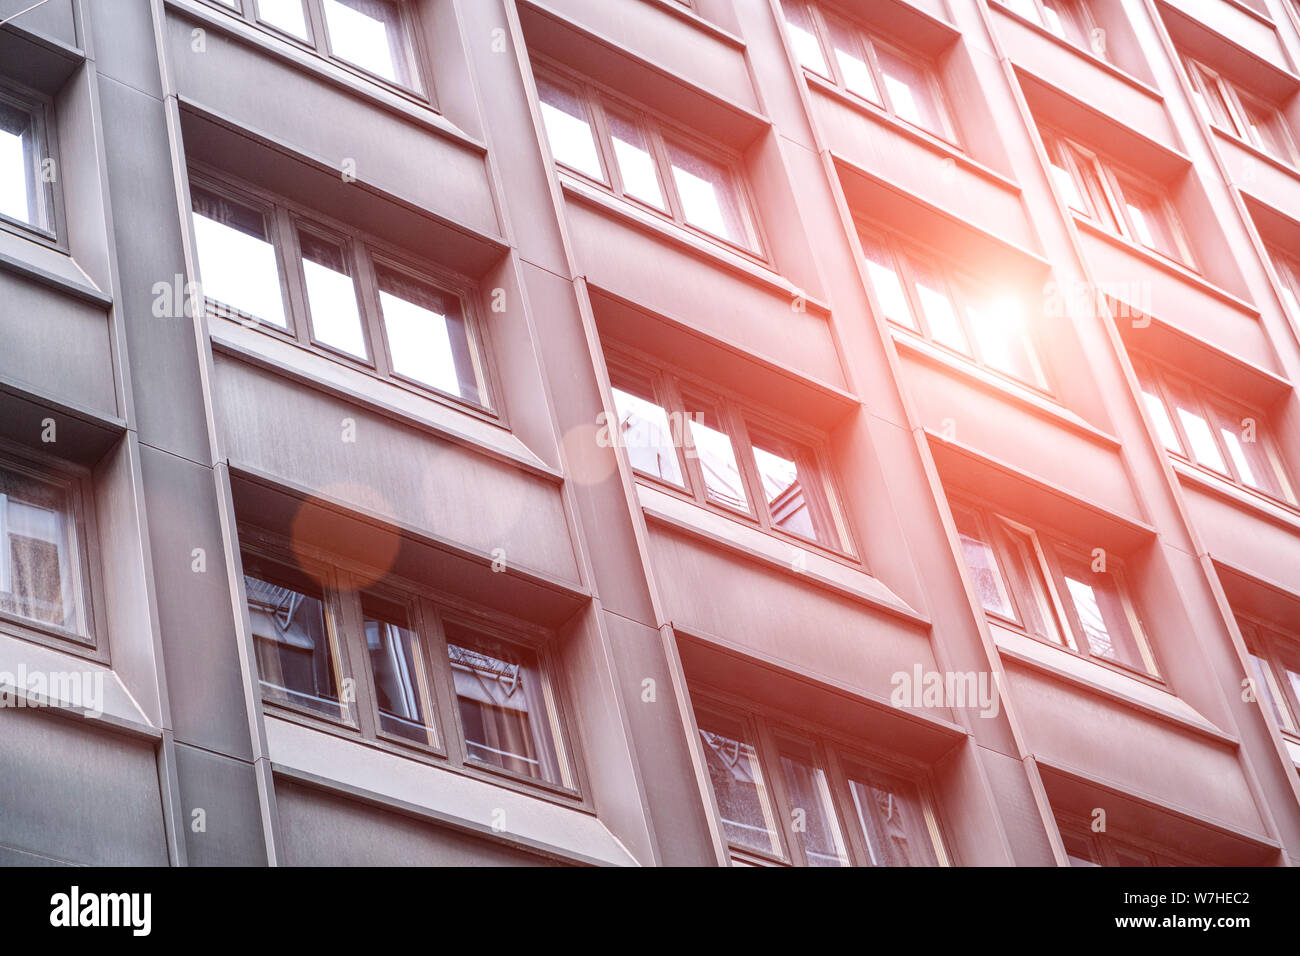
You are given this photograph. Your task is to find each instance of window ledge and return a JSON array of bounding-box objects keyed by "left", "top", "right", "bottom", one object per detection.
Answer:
[
  {"left": 210, "top": 326, "right": 560, "bottom": 483},
  {"left": 558, "top": 172, "right": 829, "bottom": 313},
  {"left": 166, "top": 0, "right": 484, "bottom": 153},
  {"left": 890, "top": 328, "right": 1121, "bottom": 451},
  {"left": 804, "top": 73, "right": 1020, "bottom": 193},
  {"left": 990, "top": 622, "right": 1234, "bottom": 745},
  {"left": 0, "top": 628, "right": 157, "bottom": 741},
  {"left": 1211, "top": 124, "right": 1300, "bottom": 181},
  {"left": 0, "top": 229, "right": 109, "bottom": 308},
  {"left": 1171, "top": 458, "right": 1300, "bottom": 532},
  {"left": 1072, "top": 215, "right": 1260, "bottom": 317},
  {"left": 637, "top": 482, "right": 926, "bottom": 625},
  {"left": 265, "top": 715, "right": 638, "bottom": 866}
]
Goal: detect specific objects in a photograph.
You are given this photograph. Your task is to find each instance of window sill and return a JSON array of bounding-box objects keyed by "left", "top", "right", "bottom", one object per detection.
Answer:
[
  {"left": 264, "top": 715, "right": 635, "bottom": 866},
  {"left": 0, "top": 228, "right": 109, "bottom": 307},
  {"left": 1209, "top": 123, "right": 1300, "bottom": 180},
  {"left": 167, "top": 0, "right": 483, "bottom": 153},
  {"left": 636, "top": 481, "right": 925, "bottom": 625},
  {"left": 889, "top": 326, "right": 1122, "bottom": 451},
  {"left": 1170, "top": 457, "right": 1300, "bottom": 530},
  {"left": 1072, "top": 215, "right": 1260, "bottom": 318},
  {"left": 558, "top": 172, "right": 829, "bottom": 312},
  {"left": 209, "top": 322, "right": 560, "bottom": 483},
  {"left": 989, "top": 621, "right": 1233, "bottom": 745}
]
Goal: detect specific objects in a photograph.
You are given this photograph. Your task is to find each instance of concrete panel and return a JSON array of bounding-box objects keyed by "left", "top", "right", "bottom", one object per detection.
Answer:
[
  {"left": 0, "top": 707, "right": 168, "bottom": 865},
  {"left": 1182, "top": 478, "right": 1300, "bottom": 589},
  {"left": 173, "top": 743, "right": 268, "bottom": 866},
  {"left": 212, "top": 354, "right": 581, "bottom": 584},
  {"left": 0, "top": 0, "right": 76, "bottom": 47}
]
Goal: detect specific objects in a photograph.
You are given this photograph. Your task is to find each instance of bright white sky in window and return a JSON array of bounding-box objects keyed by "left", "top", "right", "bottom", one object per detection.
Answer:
[
  {"left": 539, "top": 101, "right": 603, "bottom": 180},
  {"left": 193, "top": 213, "right": 288, "bottom": 327},
  {"left": 915, "top": 279, "right": 967, "bottom": 352},
  {"left": 1176, "top": 407, "right": 1226, "bottom": 472},
  {"left": 1065, "top": 576, "right": 1115, "bottom": 659},
  {"left": 688, "top": 417, "right": 747, "bottom": 510},
  {"left": 1218, "top": 428, "right": 1259, "bottom": 488},
  {"left": 612, "top": 387, "right": 683, "bottom": 485},
  {"left": 672, "top": 165, "right": 731, "bottom": 241},
  {"left": 835, "top": 46, "right": 878, "bottom": 102},
  {"left": 609, "top": 120, "right": 664, "bottom": 209},
  {"left": 1141, "top": 390, "right": 1181, "bottom": 452},
  {"left": 787, "top": 22, "right": 827, "bottom": 74},
  {"left": 882, "top": 73, "right": 921, "bottom": 126},
  {"left": 258, "top": 0, "right": 309, "bottom": 39},
  {"left": 379, "top": 288, "right": 461, "bottom": 396},
  {"left": 324, "top": 0, "right": 400, "bottom": 83},
  {"left": 302, "top": 257, "right": 368, "bottom": 358},
  {"left": 0, "top": 125, "right": 30, "bottom": 224}
]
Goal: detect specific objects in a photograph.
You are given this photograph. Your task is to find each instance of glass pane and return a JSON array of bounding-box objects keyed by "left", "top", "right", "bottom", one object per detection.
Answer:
[
  {"left": 1059, "top": 555, "right": 1149, "bottom": 672},
  {"left": 778, "top": 749, "right": 849, "bottom": 866},
  {"left": 684, "top": 399, "right": 749, "bottom": 512},
  {"left": 191, "top": 186, "right": 287, "bottom": 328},
  {"left": 1049, "top": 155, "right": 1088, "bottom": 216},
  {"left": 1003, "top": 0, "right": 1040, "bottom": 23},
  {"left": 1191, "top": 65, "right": 1236, "bottom": 131},
  {"left": 827, "top": 18, "right": 880, "bottom": 103},
  {"left": 1210, "top": 406, "right": 1288, "bottom": 500},
  {"left": 1040, "top": 0, "right": 1087, "bottom": 46},
  {"left": 376, "top": 266, "right": 480, "bottom": 403},
  {"left": 446, "top": 622, "right": 567, "bottom": 786},
  {"left": 1168, "top": 381, "right": 1227, "bottom": 474},
  {"left": 846, "top": 764, "right": 938, "bottom": 866},
  {"left": 298, "top": 228, "right": 368, "bottom": 358},
  {"left": 749, "top": 429, "right": 837, "bottom": 547},
  {"left": 964, "top": 293, "right": 1040, "bottom": 384},
  {"left": 1062, "top": 831, "right": 1102, "bottom": 867},
  {"left": 536, "top": 77, "right": 603, "bottom": 180},
  {"left": 607, "top": 113, "right": 665, "bottom": 209},
  {"left": 322, "top": 0, "right": 414, "bottom": 88},
  {"left": 1134, "top": 372, "right": 1182, "bottom": 454},
  {"left": 696, "top": 711, "right": 783, "bottom": 857},
  {"left": 243, "top": 567, "right": 341, "bottom": 716},
  {"left": 0, "top": 470, "right": 79, "bottom": 633},
  {"left": 999, "top": 525, "right": 1062, "bottom": 644},
  {"left": 910, "top": 259, "right": 969, "bottom": 352},
  {"left": 256, "top": 0, "right": 310, "bottom": 39},
  {"left": 0, "top": 100, "right": 41, "bottom": 227},
  {"left": 1248, "top": 652, "right": 1295, "bottom": 732},
  {"left": 953, "top": 509, "right": 1015, "bottom": 619},
  {"left": 365, "top": 597, "right": 434, "bottom": 745},
  {"left": 861, "top": 238, "right": 917, "bottom": 329},
  {"left": 1118, "top": 180, "right": 1182, "bottom": 261},
  {"left": 609, "top": 379, "right": 684, "bottom": 487},
  {"left": 876, "top": 45, "right": 947, "bottom": 137},
  {"left": 780, "top": 0, "right": 829, "bottom": 76},
  {"left": 1240, "top": 97, "right": 1294, "bottom": 163},
  {"left": 666, "top": 141, "right": 748, "bottom": 246}
]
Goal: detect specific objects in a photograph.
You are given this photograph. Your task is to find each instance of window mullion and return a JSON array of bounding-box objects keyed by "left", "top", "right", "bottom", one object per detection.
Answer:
[
  {"left": 274, "top": 206, "right": 312, "bottom": 345},
  {"left": 421, "top": 601, "right": 467, "bottom": 767},
  {"left": 1023, "top": 526, "right": 1080, "bottom": 653},
  {"left": 352, "top": 239, "right": 392, "bottom": 379},
  {"left": 587, "top": 95, "right": 624, "bottom": 197},
  {"left": 657, "top": 372, "right": 704, "bottom": 503},
  {"left": 304, "top": 0, "right": 329, "bottom": 56},
  {"left": 334, "top": 572, "right": 379, "bottom": 738},
  {"left": 754, "top": 718, "right": 802, "bottom": 866},
  {"left": 647, "top": 125, "right": 686, "bottom": 225},
  {"left": 808, "top": 6, "right": 841, "bottom": 89},
  {"left": 725, "top": 406, "right": 768, "bottom": 531}
]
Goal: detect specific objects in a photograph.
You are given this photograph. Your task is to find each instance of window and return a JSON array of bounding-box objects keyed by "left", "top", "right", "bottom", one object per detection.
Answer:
[
  {"left": 1042, "top": 131, "right": 1193, "bottom": 266},
  {"left": 0, "top": 457, "right": 92, "bottom": 645},
  {"left": 1057, "top": 814, "right": 1194, "bottom": 866},
  {"left": 1133, "top": 358, "right": 1296, "bottom": 506},
  {"left": 1238, "top": 616, "right": 1300, "bottom": 736},
  {"left": 240, "top": 540, "right": 576, "bottom": 792},
  {"left": 694, "top": 699, "right": 947, "bottom": 866},
  {"left": 779, "top": 1, "right": 958, "bottom": 143},
  {"left": 859, "top": 231, "right": 1049, "bottom": 390},
  {"left": 1269, "top": 245, "right": 1300, "bottom": 321},
  {"left": 1183, "top": 55, "right": 1299, "bottom": 166},
  {"left": 189, "top": 173, "right": 493, "bottom": 412},
  {"left": 213, "top": 0, "right": 426, "bottom": 95},
  {"left": 951, "top": 502, "right": 1159, "bottom": 677},
  {"left": 533, "top": 67, "right": 763, "bottom": 256},
  {"left": 605, "top": 353, "right": 852, "bottom": 554},
  {"left": 0, "top": 85, "right": 54, "bottom": 235},
  {"left": 1002, "top": 0, "right": 1102, "bottom": 57}
]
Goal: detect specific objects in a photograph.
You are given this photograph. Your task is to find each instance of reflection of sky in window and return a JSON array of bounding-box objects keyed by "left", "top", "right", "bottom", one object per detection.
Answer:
[
  {"left": 1050, "top": 161, "right": 1086, "bottom": 213},
  {"left": 1125, "top": 202, "right": 1155, "bottom": 248},
  {"left": 688, "top": 417, "right": 747, "bottom": 510},
  {"left": 915, "top": 277, "right": 967, "bottom": 352},
  {"left": 835, "top": 43, "right": 878, "bottom": 102},
  {"left": 1219, "top": 427, "right": 1258, "bottom": 487},
  {"left": 0, "top": 120, "right": 30, "bottom": 224},
  {"left": 301, "top": 246, "right": 368, "bottom": 358},
  {"left": 1141, "top": 390, "right": 1181, "bottom": 452},
  {"left": 1065, "top": 576, "right": 1115, "bottom": 659},
  {"left": 959, "top": 532, "right": 1013, "bottom": 617},
  {"left": 782, "top": 6, "right": 827, "bottom": 74},
  {"left": 609, "top": 118, "right": 664, "bottom": 209},
  {"left": 753, "top": 446, "right": 815, "bottom": 539},
  {"left": 324, "top": 0, "right": 402, "bottom": 84},
  {"left": 883, "top": 73, "right": 920, "bottom": 125},
  {"left": 1176, "top": 407, "right": 1226, "bottom": 472},
  {"left": 966, "top": 298, "right": 1034, "bottom": 381},
  {"left": 611, "top": 387, "right": 683, "bottom": 486},
  {"left": 193, "top": 212, "right": 287, "bottom": 327},
  {"left": 379, "top": 288, "right": 459, "bottom": 394},
  {"left": 539, "top": 99, "right": 602, "bottom": 179},
  {"left": 672, "top": 164, "right": 731, "bottom": 241},
  {"left": 258, "top": 0, "right": 309, "bottom": 38}
]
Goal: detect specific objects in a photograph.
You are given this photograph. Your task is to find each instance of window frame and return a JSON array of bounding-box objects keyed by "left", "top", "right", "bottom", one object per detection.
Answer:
[
  {"left": 950, "top": 497, "right": 1162, "bottom": 681},
  {"left": 780, "top": 0, "right": 961, "bottom": 147},
  {"left": 0, "top": 442, "right": 105, "bottom": 661},
  {"left": 205, "top": 0, "right": 433, "bottom": 104},
  {"left": 1132, "top": 356, "right": 1297, "bottom": 508},
  {"left": 1238, "top": 614, "right": 1300, "bottom": 737},
  {"left": 1182, "top": 54, "right": 1300, "bottom": 167},
  {"left": 999, "top": 0, "right": 1102, "bottom": 57},
  {"left": 605, "top": 347, "right": 857, "bottom": 561},
  {"left": 0, "top": 80, "right": 63, "bottom": 247},
  {"left": 692, "top": 689, "right": 951, "bottom": 867},
  {"left": 237, "top": 527, "right": 586, "bottom": 803},
  {"left": 857, "top": 226, "right": 1054, "bottom": 394},
  {"left": 187, "top": 166, "right": 499, "bottom": 419},
  {"left": 532, "top": 60, "right": 768, "bottom": 262},
  {"left": 1042, "top": 129, "right": 1196, "bottom": 269}
]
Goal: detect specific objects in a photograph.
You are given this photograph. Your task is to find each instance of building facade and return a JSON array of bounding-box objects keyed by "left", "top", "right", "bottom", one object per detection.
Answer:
[{"left": 1, "top": 0, "right": 1300, "bottom": 866}]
